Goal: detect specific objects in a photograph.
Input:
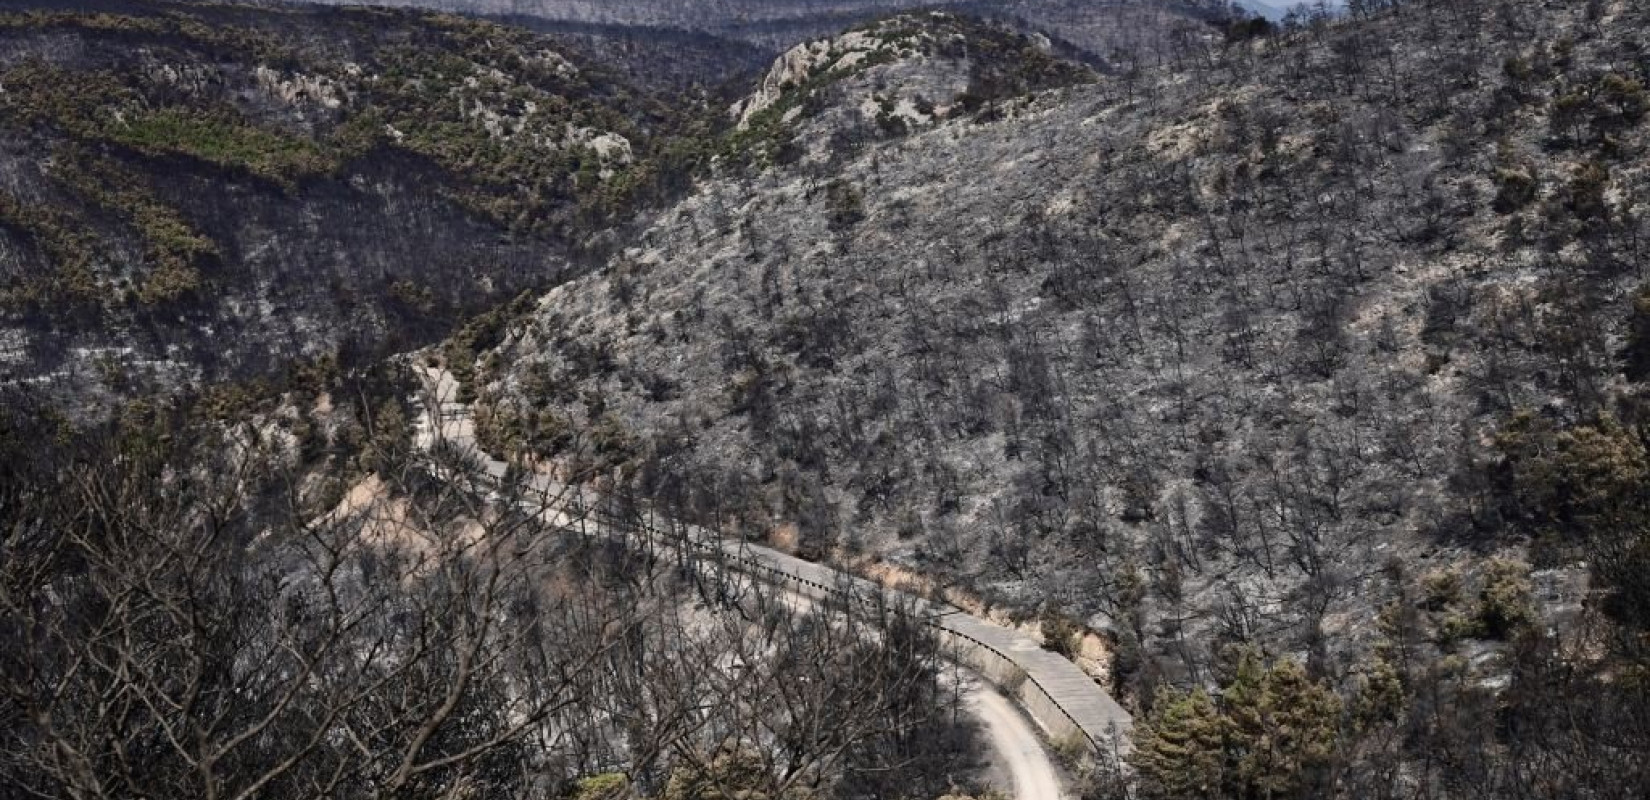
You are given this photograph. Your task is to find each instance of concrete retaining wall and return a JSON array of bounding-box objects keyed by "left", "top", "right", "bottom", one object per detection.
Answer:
[
  {"left": 714, "top": 546, "right": 1114, "bottom": 753},
  {"left": 935, "top": 630, "right": 1091, "bottom": 747}
]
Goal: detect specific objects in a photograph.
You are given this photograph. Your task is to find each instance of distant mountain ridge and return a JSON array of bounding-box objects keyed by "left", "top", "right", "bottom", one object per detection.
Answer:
[{"left": 288, "top": 0, "right": 1245, "bottom": 65}]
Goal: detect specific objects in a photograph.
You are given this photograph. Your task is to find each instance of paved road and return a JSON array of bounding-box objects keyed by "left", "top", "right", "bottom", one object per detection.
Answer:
[
  {"left": 412, "top": 366, "right": 1130, "bottom": 793},
  {"left": 972, "top": 686, "right": 1065, "bottom": 800},
  {"left": 775, "top": 577, "right": 1066, "bottom": 800},
  {"left": 714, "top": 532, "right": 1130, "bottom": 753}
]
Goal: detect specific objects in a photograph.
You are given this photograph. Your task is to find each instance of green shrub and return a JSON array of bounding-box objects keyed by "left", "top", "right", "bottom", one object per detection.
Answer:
[
  {"left": 50, "top": 151, "right": 218, "bottom": 305},
  {"left": 1558, "top": 161, "right": 1612, "bottom": 225},
  {"left": 1495, "top": 412, "right": 1650, "bottom": 632},
  {"left": 1492, "top": 166, "right": 1538, "bottom": 213},
  {"left": 1594, "top": 73, "right": 1648, "bottom": 133},
  {"left": 111, "top": 108, "right": 336, "bottom": 184},
  {"left": 136, "top": 261, "right": 201, "bottom": 305},
  {"left": 0, "top": 192, "right": 100, "bottom": 303},
  {"left": 570, "top": 773, "right": 629, "bottom": 800},
  {"left": 1352, "top": 650, "right": 1405, "bottom": 729},
  {"left": 664, "top": 747, "right": 785, "bottom": 800},
  {"left": 1040, "top": 612, "right": 1082, "bottom": 658},
  {"left": 1497, "top": 412, "right": 1648, "bottom": 532},
  {"left": 1419, "top": 568, "right": 1463, "bottom": 612},
  {"left": 1477, "top": 558, "right": 1536, "bottom": 639},
  {"left": 388, "top": 279, "right": 437, "bottom": 313},
  {"left": 1549, "top": 72, "right": 1648, "bottom": 146}
]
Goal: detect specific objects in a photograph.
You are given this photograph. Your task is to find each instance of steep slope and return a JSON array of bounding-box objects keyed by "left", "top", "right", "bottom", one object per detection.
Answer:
[
  {"left": 0, "top": 0, "right": 700, "bottom": 411},
  {"left": 466, "top": 9, "right": 1650, "bottom": 792},
  {"left": 0, "top": 0, "right": 1645, "bottom": 797}
]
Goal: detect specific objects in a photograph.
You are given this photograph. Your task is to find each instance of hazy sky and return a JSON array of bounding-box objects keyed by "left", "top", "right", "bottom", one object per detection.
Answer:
[{"left": 1241, "top": 0, "right": 1348, "bottom": 20}]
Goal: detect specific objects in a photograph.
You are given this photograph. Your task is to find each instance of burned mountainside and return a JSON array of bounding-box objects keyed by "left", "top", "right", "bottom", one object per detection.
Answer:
[
  {"left": 2, "top": 1, "right": 1650, "bottom": 798},
  {"left": 0, "top": 0, "right": 718, "bottom": 412},
  {"left": 463, "top": 2, "right": 1650, "bottom": 780}
]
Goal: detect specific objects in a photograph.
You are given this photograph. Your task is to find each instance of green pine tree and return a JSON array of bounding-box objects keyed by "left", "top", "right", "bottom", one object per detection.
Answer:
[
  {"left": 1132, "top": 686, "right": 1229, "bottom": 800},
  {"left": 1222, "top": 652, "right": 1343, "bottom": 800}
]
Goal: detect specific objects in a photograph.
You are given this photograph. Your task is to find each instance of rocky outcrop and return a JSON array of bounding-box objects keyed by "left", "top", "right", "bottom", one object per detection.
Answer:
[
  {"left": 733, "top": 26, "right": 927, "bottom": 125},
  {"left": 721, "top": 14, "right": 1090, "bottom": 168}
]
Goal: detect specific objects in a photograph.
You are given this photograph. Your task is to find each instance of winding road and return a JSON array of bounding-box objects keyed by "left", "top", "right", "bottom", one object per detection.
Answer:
[{"left": 412, "top": 366, "right": 1129, "bottom": 799}]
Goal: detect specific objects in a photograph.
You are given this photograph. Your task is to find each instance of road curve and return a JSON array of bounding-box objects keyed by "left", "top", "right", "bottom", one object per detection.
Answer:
[
  {"left": 775, "top": 577, "right": 1065, "bottom": 800},
  {"left": 412, "top": 366, "right": 1129, "bottom": 784}
]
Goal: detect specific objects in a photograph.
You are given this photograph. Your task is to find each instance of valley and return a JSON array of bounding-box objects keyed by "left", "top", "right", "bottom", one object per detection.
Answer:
[{"left": 3, "top": 1, "right": 1650, "bottom": 799}]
